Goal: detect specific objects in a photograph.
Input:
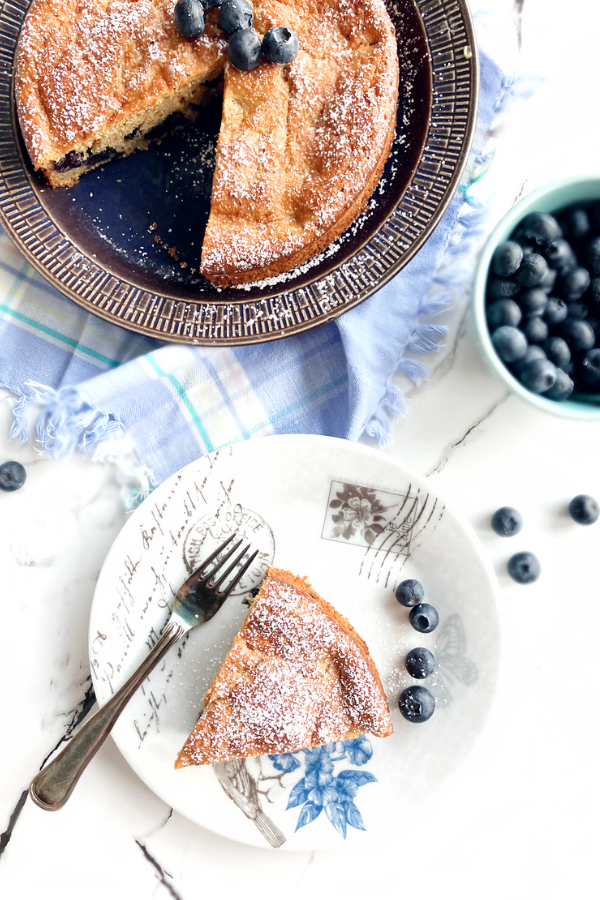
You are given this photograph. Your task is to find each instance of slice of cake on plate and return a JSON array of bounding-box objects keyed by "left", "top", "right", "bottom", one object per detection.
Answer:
[{"left": 175, "top": 566, "right": 393, "bottom": 768}]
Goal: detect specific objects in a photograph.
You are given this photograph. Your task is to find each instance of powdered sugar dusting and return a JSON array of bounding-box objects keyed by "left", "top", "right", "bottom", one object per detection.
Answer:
[
  {"left": 15, "top": 0, "right": 226, "bottom": 163},
  {"left": 176, "top": 568, "right": 393, "bottom": 766}
]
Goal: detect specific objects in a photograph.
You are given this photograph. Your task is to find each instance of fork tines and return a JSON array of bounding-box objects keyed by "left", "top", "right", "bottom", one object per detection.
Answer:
[{"left": 200, "top": 534, "right": 259, "bottom": 599}]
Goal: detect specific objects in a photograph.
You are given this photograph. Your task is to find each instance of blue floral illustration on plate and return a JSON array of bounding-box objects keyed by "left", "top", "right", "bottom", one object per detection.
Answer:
[{"left": 269, "top": 735, "right": 376, "bottom": 839}]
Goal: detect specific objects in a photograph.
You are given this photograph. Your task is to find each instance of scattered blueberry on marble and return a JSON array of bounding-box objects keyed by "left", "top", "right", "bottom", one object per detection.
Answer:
[
  {"left": 395, "top": 578, "right": 424, "bottom": 607},
  {"left": 405, "top": 647, "right": 436, "bottom": 679},
  {"left": 409, "top": 603, "right": 439, "bottom": 634},
  {"left": 0, "top": 460, "right": 26, "bottom": 492},
  {"left": 398, "top": 685, "right": 435, "bottom": 723},
  {"left": 262, "top": 26, "right": 299, "bottom": 64},
  {"left": 219, "top": 0, "right": 253, "bottom": 34},
  {"left": 568, "top": 494, "right": 600, "bottom": 525},
  {"left": 174, "top": 0, "right": 205, "bottom": 37},
  {"left": 507, "top": 551, "right": 541, "bottom": 584},
  {"left": 228, "top": 27, "right": 261, "bottom": 69},
  {"left": 491, "top": 506, "right": 523, "bottom": 537},
  {"left": 486, "top": 201, "right": 600, "bottom": 402}
]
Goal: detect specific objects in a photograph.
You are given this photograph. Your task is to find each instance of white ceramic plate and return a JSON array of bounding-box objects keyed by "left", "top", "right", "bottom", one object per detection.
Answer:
[{"left": 89, "top": 435, "right": 500, "bottom": 850}]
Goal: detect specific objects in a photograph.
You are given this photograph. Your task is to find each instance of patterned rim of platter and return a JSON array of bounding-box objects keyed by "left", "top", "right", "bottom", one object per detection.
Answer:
[
  {"left": 0, "top": 0, "right": 478, "bottom": 346},
  {"left": 88, "top": 435, "right": 500, "bottom": 850}
]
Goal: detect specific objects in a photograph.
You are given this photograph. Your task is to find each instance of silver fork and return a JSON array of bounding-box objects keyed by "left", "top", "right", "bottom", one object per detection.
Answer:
[{"left": 30, "top": 534, "right": 258, "bottom": 812}]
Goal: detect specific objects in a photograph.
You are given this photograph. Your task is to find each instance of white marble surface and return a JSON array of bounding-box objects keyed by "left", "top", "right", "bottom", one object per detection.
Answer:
[{"left": 2, "top": 0, "right": 600, "bottom": 897}]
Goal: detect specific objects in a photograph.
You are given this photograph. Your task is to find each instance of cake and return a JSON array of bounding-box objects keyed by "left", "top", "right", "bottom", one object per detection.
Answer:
[
  {"left": 175, "top": 567, "right": 393, "bottom": 768},
  {"left": 15, "top": 0, "right": 399, "bottom": 285}
]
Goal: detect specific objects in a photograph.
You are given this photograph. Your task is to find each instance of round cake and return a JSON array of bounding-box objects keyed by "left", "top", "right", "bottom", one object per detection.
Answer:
[{"left": 15, "top": 0, "right": 399, "bottom": 287}]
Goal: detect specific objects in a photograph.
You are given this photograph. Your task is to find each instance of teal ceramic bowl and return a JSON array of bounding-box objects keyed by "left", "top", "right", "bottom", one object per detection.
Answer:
[{"left": 472, "top": 176, "right": 600, "bottom": 420}]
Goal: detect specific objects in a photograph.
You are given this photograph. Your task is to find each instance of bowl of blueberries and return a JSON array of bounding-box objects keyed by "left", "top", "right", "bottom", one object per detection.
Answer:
[{"left": 472, "top": 176, "right": 600, "bottom": 418}]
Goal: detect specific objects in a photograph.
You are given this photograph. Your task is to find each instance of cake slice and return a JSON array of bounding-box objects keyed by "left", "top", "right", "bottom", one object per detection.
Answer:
[{"left": 175, "top": 566, "right": 392, "bottom": 768}]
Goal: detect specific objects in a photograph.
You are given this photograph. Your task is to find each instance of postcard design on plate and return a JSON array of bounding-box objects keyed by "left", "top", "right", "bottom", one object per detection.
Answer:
[{"left": 89, "top": 435, "right": 499, "bottom": 850}]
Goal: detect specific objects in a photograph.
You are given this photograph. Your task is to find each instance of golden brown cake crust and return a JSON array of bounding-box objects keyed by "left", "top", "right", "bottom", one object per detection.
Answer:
[
  {"left": 200, "top": 0, "right": 399, "bottom": 286},
  {"left": 175, "top": 566, "right": 393, "bottom": 768},
  {"left": 14, "top": 0, "right": 227, "bottom": 170}
]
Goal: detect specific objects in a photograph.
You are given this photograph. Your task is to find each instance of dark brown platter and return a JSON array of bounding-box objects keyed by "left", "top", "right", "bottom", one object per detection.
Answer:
[{"left": 0, "top": 0, "right": 478, "bottom": 345}]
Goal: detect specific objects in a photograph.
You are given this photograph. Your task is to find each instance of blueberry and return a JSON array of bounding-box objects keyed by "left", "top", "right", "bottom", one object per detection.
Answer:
[
  {"left": 538, "top": 266, "right": 558, "bottom": 294},
  {"left": 398, "top": 685, "right": 435, "bottom": 723},
  {"left": 588, "top": 278, "right": 600, "bottom": 305},
  {"left": 563, "top": 207, "right": 591, "bottom": 242},
  {"left": 507, "top": 551, "right": 541, "bottom": 584},
  {"left": 204, "top": 0, "right": 223, "bottom": 6},
  {"left": 512, "top": 345, "right": 546, "bottom": 376},
  {"left": 405, "top": 647, "right": 436, "bottom": 679},
  {"left": 519, "top": 288, "right": 547, "bottom": 317},
  {"left": 262, "top": 26, "right": 299, "bottom": 64},
  {"left": 521, "top": 316, "right": 548, "bottom": 344},
  {"left": 519, "top": 212, "right": 561, "bottom": 247},
  {"left": 491, "top": 241, "right": 523, "bottom": 277},
  {"left": 409, "top": 603, "right": 439, "bottom": 634},
  {"left": 544, "top": 336, "right": 571, "bottom": 367},
  {"left": 174, "top": 0, "right": 205, "bottom": 37},
  {"left": 586, "top": 236, "right": 600, "bottom": 275},
  {"left": 579, "top": 348, "right": 600, "bottom": 388},
  {"left": 228, "top": 28, "right": 261, "bottom": 69},
  {"left": 0, "top": 460, "right": 26, "bottom": 492},
  {"left": 219, "top": 0, "right": 253, "bottom": 34},
  {"left": 519, "top": 358, "right": 556, "bottom": 393},
  {"left": 562, "top": 266, "right": 591, "bottom": 301},
  {"left": 544, "top": 239, "right": 577, "bottom": 273},
  {"left": 515, "top": 253, "right": 548, "bottom": 288},
  {"left": 561, "top": 318, "right": 595, "bottom": 351},
  {"left": 487, "top": 278, "right": 520, "bottom": 301},
  {"left": 486, "top": 299, "right": 522, "bottom": 330},
  {"left": 395, "top": 578, "right": 424, "bottom": 607},
  {"left": 491, "top": 506, "right": 523, "bottom": 537},
  {"left": 566, "top": 302, "right": 588, "bottom": 320},
  {"left": 543, "top": 297, "right": 568, "bottom": 325},
  {"left": 545, "top": 368, "right": 574, "bottom": 401},
  {"left": 492, "top": 326, "right": 528, "bottom": 363},
  {"left": 568, "top": 494, "right": 600, "bottom": 525}
]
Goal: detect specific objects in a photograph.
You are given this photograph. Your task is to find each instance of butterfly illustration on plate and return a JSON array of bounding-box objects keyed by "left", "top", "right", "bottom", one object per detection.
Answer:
[{"left": 431, "top": 613, "right": 479, "bottom": 707}]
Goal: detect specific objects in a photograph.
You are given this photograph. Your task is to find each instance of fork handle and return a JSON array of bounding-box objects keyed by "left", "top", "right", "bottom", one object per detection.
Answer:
[{"left": 29, "top": 620, "right": 187, "bottom": 811}]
